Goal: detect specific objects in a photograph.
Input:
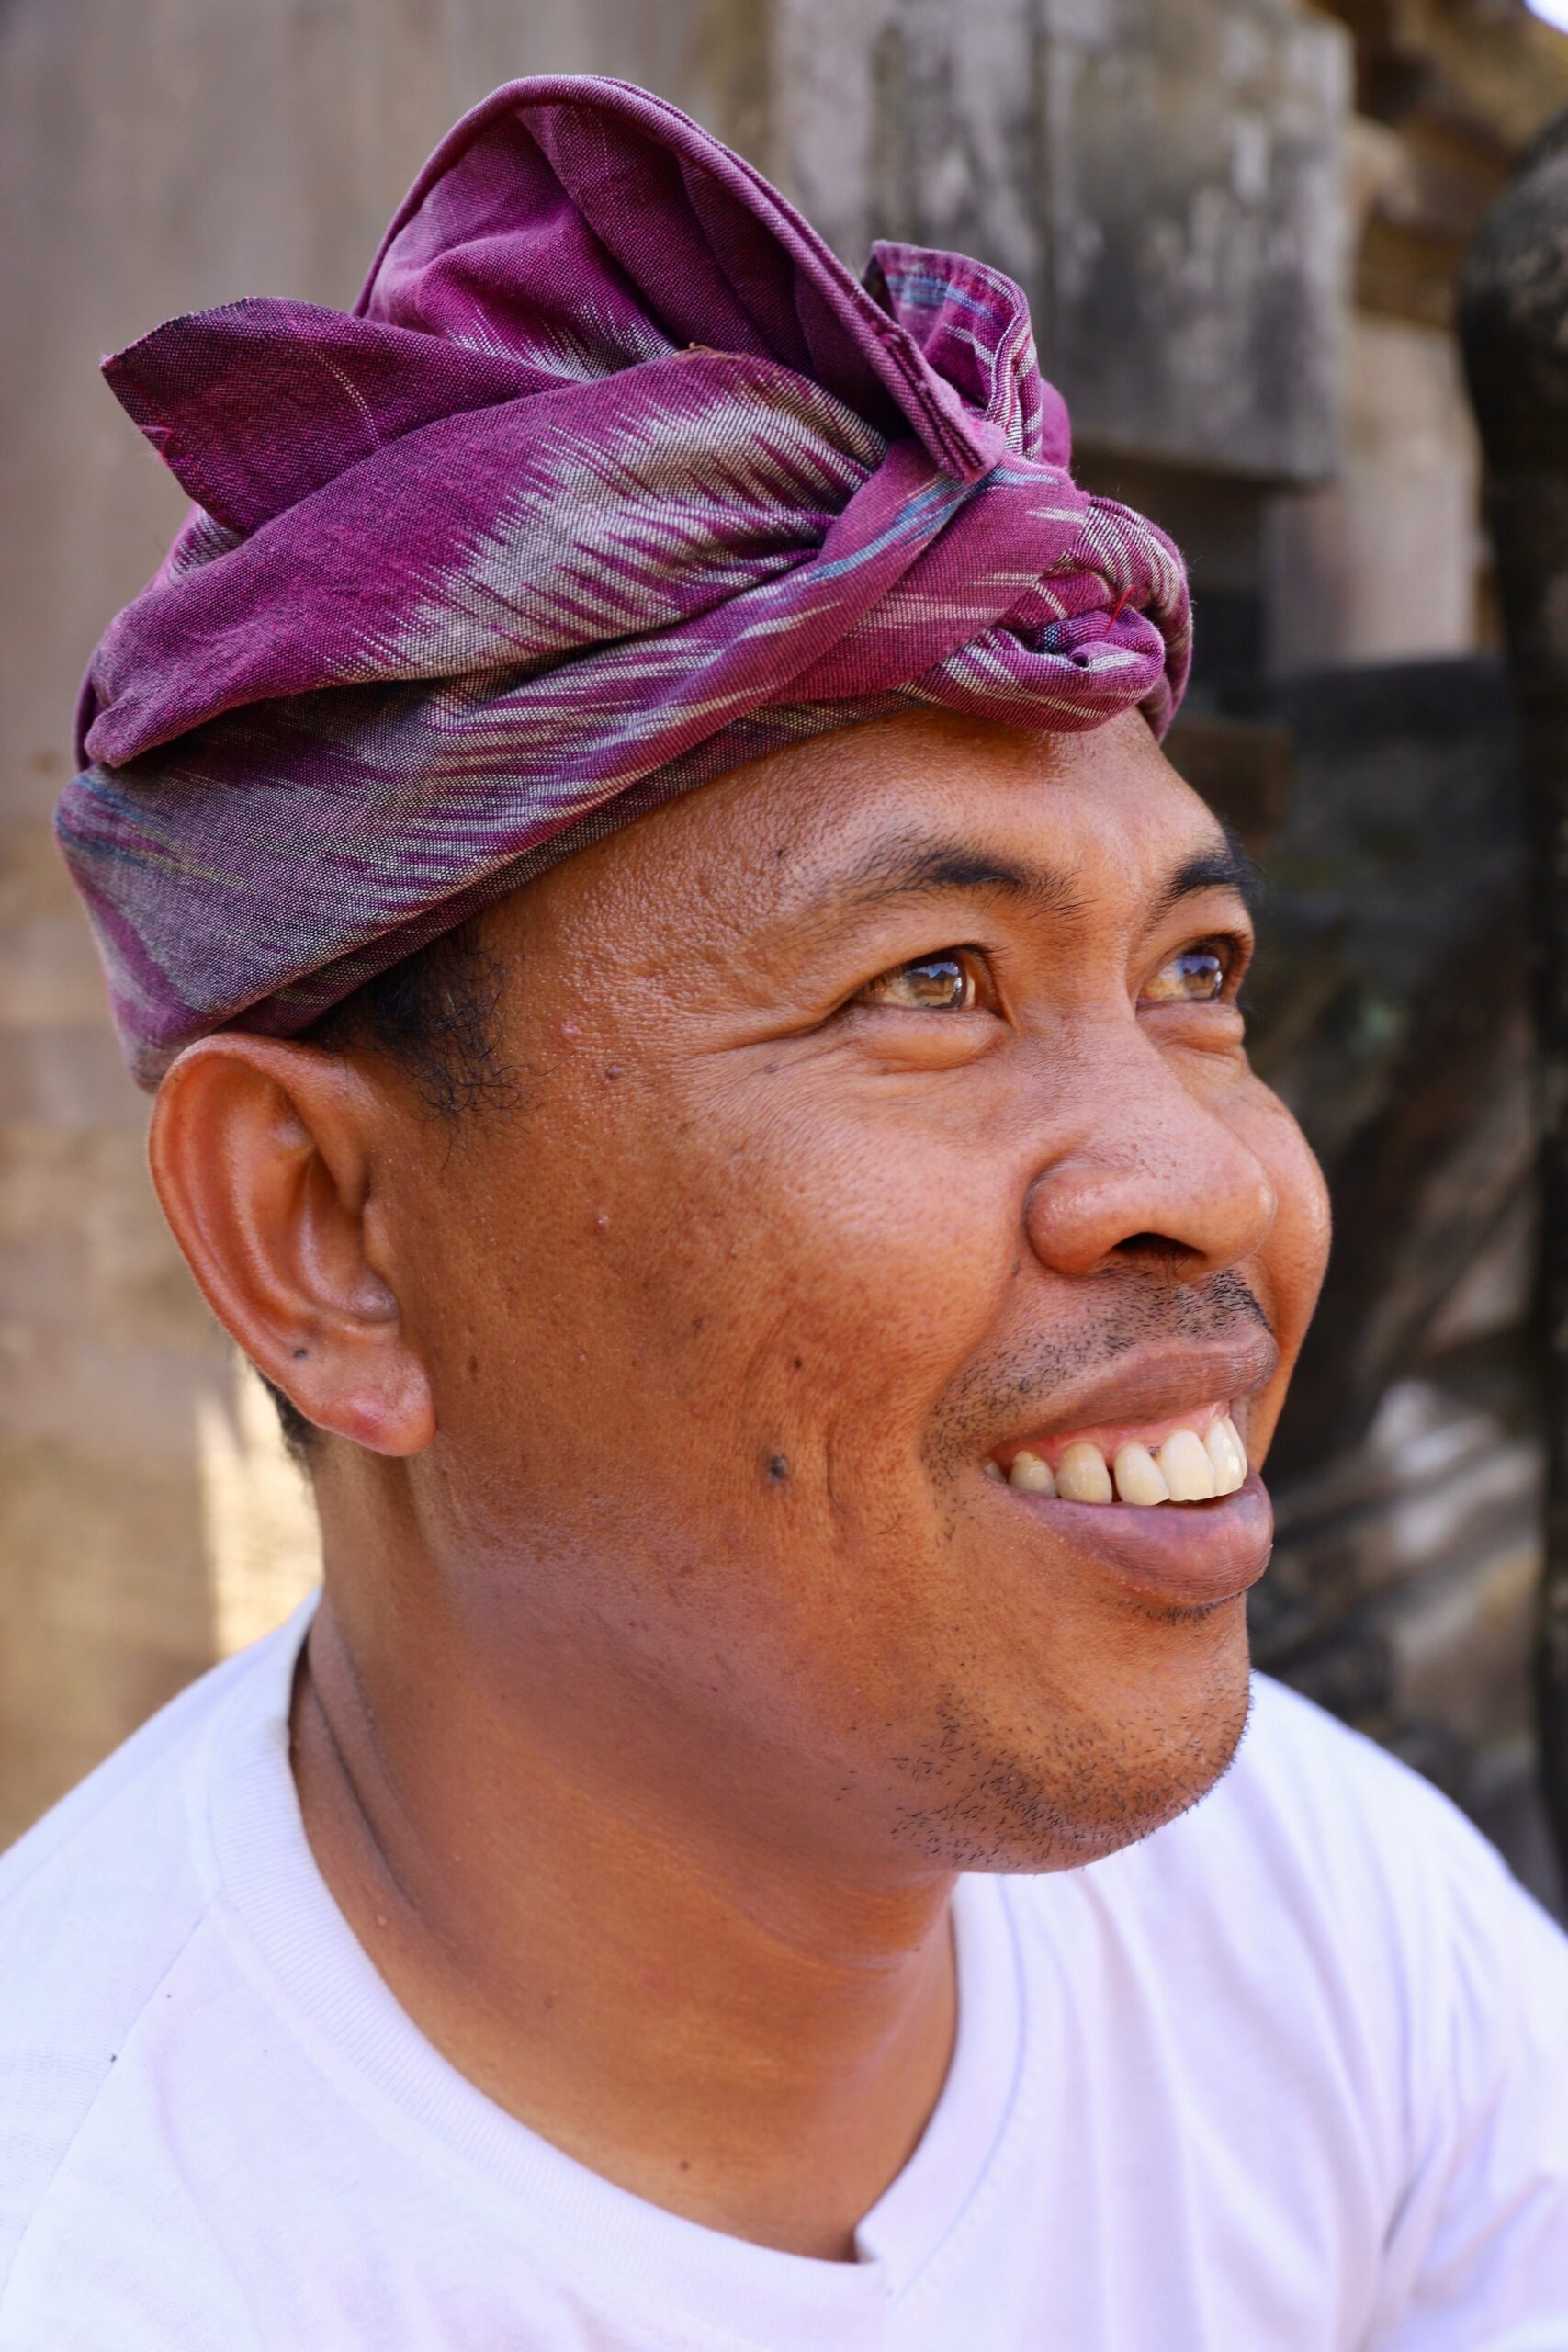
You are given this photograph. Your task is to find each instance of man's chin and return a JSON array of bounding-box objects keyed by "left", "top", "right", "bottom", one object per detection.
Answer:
[{"left": 885, "top": 1648, "right": 1253, "bottom": 1874}]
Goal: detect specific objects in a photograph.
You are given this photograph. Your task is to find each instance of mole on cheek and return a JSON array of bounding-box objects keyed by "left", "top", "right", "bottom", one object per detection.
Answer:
[{"left": 765, "top": 1453, "right": 790, "bottom": 1484}]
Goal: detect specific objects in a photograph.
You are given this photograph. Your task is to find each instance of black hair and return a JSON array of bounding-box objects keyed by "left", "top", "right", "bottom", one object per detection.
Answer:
[{"left": 260, "top": 913, "right": 519, "bottom": 1464}]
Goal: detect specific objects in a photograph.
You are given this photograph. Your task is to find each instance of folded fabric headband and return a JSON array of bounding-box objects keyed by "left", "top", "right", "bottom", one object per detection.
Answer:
[{"left": 58, "top": 75, "right": 1191, "bottom": 1088}]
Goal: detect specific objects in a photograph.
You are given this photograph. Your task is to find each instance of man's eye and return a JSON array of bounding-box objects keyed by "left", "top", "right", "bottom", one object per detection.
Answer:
[
  {"left": 857, "top": 949, "right": 989, "bottom": 1012},
  {"left": 1141, "top": 944, "right": 1231, "bottom": 1005}
]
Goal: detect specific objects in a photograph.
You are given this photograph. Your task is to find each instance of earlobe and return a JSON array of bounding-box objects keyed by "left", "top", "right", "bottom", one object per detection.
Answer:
[{"left": 148, "top": 1035, "right": 437, "bottom": 1457}]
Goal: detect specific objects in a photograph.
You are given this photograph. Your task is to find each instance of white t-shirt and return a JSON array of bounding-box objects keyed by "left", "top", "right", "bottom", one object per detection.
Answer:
[{"left": 1, "top": 1599, "right": 1565, "bottom": 2350}]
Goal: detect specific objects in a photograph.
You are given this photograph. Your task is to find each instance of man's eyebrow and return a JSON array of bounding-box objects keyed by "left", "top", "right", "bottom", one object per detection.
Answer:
[
  {"left": 833, "top": 833, "right": 1083, "bottom": 919},
  {"left": 787, "top": 822, "right": 1257, "bottom": 934},
  {"left": 1145, "top": 827, "right": 1258, "bottom": 925}
]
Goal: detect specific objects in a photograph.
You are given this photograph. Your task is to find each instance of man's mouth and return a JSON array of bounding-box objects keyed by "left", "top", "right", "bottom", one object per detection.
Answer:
[
  {"left": 963, "top": 1333, "right": 1278, "bottom": 1603},
  {"left": 984, "top": 1399, "right": 1247, "bottom": 1509}
]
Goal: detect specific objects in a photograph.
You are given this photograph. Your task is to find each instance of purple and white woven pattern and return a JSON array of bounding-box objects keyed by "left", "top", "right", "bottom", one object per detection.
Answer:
[{"left": 57, "top": 77, "right": 1191, "bottom": 1086}]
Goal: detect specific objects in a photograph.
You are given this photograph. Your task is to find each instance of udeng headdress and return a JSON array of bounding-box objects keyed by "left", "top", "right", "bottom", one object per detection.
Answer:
[{"left": 58, "top": 77, "right": 1190, "bottom": 1085}]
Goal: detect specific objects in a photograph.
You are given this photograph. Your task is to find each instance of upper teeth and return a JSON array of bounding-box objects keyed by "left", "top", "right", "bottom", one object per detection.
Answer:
[{"left": 1001, "top": 1415, "right": 1247, "bottom": 1506}]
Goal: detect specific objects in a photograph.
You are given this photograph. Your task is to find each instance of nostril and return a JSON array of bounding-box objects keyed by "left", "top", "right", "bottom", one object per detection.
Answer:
[{"left": 1114, "top": 1232, "right": 1200, "bottom": 1271}]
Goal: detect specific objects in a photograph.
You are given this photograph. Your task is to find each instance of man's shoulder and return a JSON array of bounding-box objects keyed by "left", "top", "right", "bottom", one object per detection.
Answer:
[{"left": 0, "top": 1615, "right": 307, "bottom": 2291}]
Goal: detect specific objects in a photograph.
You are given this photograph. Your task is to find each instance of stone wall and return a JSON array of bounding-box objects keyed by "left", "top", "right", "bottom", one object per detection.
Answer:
[{"left": 1269, "top": 0, "right": 1568, "bottom": 671}]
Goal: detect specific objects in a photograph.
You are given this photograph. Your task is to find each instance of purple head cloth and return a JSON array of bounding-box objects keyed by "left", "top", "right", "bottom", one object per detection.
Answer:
[{"left": 57, "top": 75, "right": 1191, "bottom": 1087}]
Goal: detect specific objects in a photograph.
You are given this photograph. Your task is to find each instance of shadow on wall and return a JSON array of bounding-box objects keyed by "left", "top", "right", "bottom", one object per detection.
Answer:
[{"left": 1169, "top": 657, "right": 1562, "bottom": 1917}]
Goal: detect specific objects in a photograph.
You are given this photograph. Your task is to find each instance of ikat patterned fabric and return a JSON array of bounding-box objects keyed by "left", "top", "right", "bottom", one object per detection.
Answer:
[{"left": 58, "top": 76, "right": 1191, "bottom": 1086}]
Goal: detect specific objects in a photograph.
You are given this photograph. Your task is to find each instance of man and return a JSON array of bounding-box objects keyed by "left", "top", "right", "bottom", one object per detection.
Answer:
[{"left": 3, "top": 74, "right": 1565, "bottom": 2347}]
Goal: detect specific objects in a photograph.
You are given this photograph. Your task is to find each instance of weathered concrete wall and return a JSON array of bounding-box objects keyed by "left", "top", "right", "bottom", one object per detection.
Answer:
[
  {"left": 1265, "top": 310, "right": 1483, "bottom": 667},
  {"left": 1268, "top": 0, "right": 1568, "bottom": 675},
  {"left": 772, "top": 0, "right": 1041, "bottom": 288},
  {"left": 1038, "top": 0, "right": 1349, "bottom": 480},
  {"left": 774, "top": 0, "right": 1351, "bottom": 481}
]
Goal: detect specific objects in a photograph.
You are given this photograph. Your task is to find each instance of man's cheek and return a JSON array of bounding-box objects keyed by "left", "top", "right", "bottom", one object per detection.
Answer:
[
  {"left": 1258, "top": 1096, "right": 1330, "bottom": 1321},
  {"left": 733, "top": 1128, "right": 1015, "bottom": 1374},
  {"left": 1228, "top": 1081, "right": 1331, "bottom": 1436}
]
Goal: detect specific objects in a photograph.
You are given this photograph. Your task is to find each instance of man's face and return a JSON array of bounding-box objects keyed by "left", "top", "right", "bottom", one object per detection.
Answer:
[{"left": 359, "top": 708, "right": 1329, "bottom": 1876}]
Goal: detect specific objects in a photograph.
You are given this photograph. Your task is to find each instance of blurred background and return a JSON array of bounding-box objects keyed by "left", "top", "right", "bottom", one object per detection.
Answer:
[{"left": 4, "top": 0, "right": 1568, "bottom": 1907}]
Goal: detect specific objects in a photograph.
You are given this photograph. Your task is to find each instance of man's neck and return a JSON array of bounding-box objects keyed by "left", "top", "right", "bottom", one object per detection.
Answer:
[{"left": 290, "top": 1589, "right": 958, "bottom": 2260}]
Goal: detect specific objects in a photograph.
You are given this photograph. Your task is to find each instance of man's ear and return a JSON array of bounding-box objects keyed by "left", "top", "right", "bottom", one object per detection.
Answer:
[{"left": 148, "top": 1034, "right": 436, "bottom": 1457}]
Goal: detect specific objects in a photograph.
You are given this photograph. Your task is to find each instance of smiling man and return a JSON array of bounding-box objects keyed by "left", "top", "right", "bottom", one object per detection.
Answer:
[{"left": 3, "top": 76, "right": 1566, "bottom": 2351}]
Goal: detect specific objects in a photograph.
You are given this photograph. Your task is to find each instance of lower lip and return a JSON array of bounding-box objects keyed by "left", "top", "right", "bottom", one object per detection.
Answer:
[{"left": 998, "top": 1470, "right": 1274, "bottom": 1607}]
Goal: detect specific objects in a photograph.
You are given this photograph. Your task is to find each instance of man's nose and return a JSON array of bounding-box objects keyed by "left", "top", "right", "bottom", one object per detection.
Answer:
[{"left": 1021, "top": 1033, "right": 1277, "bottom": 1282}]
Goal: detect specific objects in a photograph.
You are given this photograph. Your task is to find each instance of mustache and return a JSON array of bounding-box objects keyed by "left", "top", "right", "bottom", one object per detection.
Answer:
[{"left": 930, "top": 1271, "right": 1275, "bottom": 1458}]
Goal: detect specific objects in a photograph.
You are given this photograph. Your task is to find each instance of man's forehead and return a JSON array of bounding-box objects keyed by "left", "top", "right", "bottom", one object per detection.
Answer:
[{"left": 718, "top": 716, "right": 1245, "bottom": 940}]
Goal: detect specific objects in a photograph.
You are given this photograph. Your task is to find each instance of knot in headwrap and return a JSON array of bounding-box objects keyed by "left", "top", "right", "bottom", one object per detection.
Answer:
[{"left": 58, "top": 75, "right": 1191, "bottom": 1086}]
